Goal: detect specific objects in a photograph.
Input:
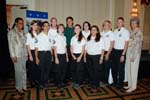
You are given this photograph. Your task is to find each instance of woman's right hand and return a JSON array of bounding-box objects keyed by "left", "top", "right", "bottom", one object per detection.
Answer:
[
  {"left": 55, "top": 58, "right": 59, "bottom": 64},
  {"left": 36, "top": 58, "right": 40, "bottom": 65},
  {"left": 29, "top": 55, "right": 33, "bottom": 61},
  {"left": 11, "top": 57, "right": 17, "bottom": 63},
  {"left": 72, "top": 55, "right": 77, "bottom": 60}
]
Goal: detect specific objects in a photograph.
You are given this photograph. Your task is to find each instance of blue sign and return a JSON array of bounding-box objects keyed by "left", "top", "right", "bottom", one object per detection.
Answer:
[{"left": 26, "top": 10, "right": 48, "bottom": 19}]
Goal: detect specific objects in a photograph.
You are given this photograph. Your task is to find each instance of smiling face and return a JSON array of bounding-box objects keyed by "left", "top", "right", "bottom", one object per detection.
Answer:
[
  {"left": 31, "top": 23, "right": 38, "bottom": 31},
  {"left": 117, "top": 19, "right": 124, "bottom": 28},
  {"left": 16, "top": 20, "right": 24, "bottom": 31},
  {"left": 58, "top": 25, "right": 64, "bottom": 34},
  {"left": 103, "top": 21, "right": 111, "bottom": 31},
  {"left": 67, "top": 19, "right": 73, "bottom": 27},
  {"left": 84, "top": 23, "right": 90, "bottom": 31},
  {"left": 91, "top": 27, "right": 98, "bottom": 36},
  {"left": 42, "top": 23, "right": 50, "bottom": 33},
  {"left": 51, "top": 18, "right": 57, "bottom": 27},
  {"left": 74, "top": 25, "right": 81, "bottom": 35}
]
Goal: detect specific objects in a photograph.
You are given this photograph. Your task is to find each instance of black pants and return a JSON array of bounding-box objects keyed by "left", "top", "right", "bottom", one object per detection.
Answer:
[
  {"left": 71, "top": 54, "right": 84, "bottom": 84},
  {"left": 27, "top": 50, "right": 40, "bottom": 83},
  {"left": 65, "top": 45, "right": 72, "bottom": 80},
  {"left": 53, "top": 54, "right": 67, "bottom": 84},
  {"left": 112, "top": 49, "right": 125, "bottom": 86},
  {"left": 87, "top": 54, "right": 103, "bottom": 87},
  {"left": 102, "top": 51, "right": 113, "bottom": 84},
  {"left": 38, "top": 51, "right": 52, "bottom": 86}
]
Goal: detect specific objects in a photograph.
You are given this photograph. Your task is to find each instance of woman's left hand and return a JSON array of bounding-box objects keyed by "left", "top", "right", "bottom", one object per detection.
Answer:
[{"left": 99, "top": 59, "right": 103, "bottom": 64}]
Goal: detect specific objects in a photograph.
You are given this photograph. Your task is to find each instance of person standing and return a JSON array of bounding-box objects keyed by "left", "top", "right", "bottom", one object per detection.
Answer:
[
  {"left": 53, "top": 24, "right": 69, "bottom": 88},
  {"left": 64, "top": 16, "right": 74, "bottom": 82},
  {"left": 35, "top": 21, "right": 53, "bottom": 89},
  {"left": 112, "top": 17, "right": 130, "bottom": 88},
  {"left": 82, "top": 21, "right": 91, "bottom": 39},
  {"left": 26, "top": 20, "right": 39, "bottom": 87},
  {"left": 70, "top": 24, "right": 86, "bottom": 89},
  {"left": 7, "top": 17, "right": 27, "bottom": 95},
  {"left": 85, "top": 25, "right": 104, "bottom": 88},
  {"left": 125, "top": 17, "right": 143, "bottom": 92},
  {"left": 101, "top": 20, "right": 114, "bottom": 85}
]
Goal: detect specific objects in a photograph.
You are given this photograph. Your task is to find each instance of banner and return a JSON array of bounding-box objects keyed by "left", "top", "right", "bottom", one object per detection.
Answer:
[{"left": 25, "top": 10, "right": 48, "bottom": 32}]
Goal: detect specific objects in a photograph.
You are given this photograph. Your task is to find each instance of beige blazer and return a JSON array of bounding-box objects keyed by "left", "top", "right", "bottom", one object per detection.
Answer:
[
  {"left": 7, "top": 27, "right": 27, "bottom": 58},
  {"left": 129, "top": 28, "right": 143, "bottom": 59}
]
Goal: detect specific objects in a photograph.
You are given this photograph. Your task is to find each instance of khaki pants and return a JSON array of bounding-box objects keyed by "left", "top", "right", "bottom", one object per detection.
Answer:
[
  {"left": 126, "top": 47, "right": 141, "bottom": 89},
  {"left": 14, "top": 57, "right": 27, "bottom": 91}
]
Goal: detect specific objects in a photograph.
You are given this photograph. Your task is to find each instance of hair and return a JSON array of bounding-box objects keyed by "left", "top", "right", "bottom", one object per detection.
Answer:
[
  {"left": 74, "top": 24, "right": 83, "bottom": 42},
  {"left": 42, "top": 21, "right": 49, "bottom": 30},
  {"left": 102, "top": 20, "right": 112, "bottom": 30},
  {"left": 50, "top": 17, "right": 57, "bottom": 27},
  {"left": 66, "top": 16, "right": 74, "bottom": 22},
  {"left": 117, "top": 17, "right": 124, "bottom": 22},
  {"left": 130, "top": 17, "right": 140, "bottom": 27},
  {"left": 12, "top": 17, "right": 24, "bottom": 29},
  {"left": 29, "top": 20, "right": 38, "bottom": 38},
  {"left": 87, "top": 25, "right": 101, "bottom": 42},
  {"left": 57, "top": 24, "right": 65, "bottom": 33},
  {"left": 83, "top": 21, "right": 91, "bottom": 30}
]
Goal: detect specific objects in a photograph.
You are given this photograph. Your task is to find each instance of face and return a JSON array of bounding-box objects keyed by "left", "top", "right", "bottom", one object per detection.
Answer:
[
  {"left": 42, "top": 23, "right": 50, "bottom": 33},
  {"left": 58, "top": 26, "right": 64, "bottom": 34},
  {"left": 16, "top": 20, "right": 24, "bottom": 30},
  {"left": 67, "top": 19, "right": 73, "bottom": 27},
  {"left": 117, "top": 19, "right": 124, "bottom": 28},
  {"left": 74, "top": 26, "right": 81, "bottom": 34},
  {"left": 51, "top": 19, "right": 57, "bottom": 27},
  {"left": 31, "top": 23, "right": 38, "bottom": 31},
  {"left": 131, "top": 22, "right": 138, "bottom": 30},
  {"left": 91, "top": 27, "right": 98, "bottom": 36},
  {"left": 103, "top": 22, "right": 111, "bottom": 30},
  {"left": 84, "top": 23, "right": 89, "bottom": 31}
]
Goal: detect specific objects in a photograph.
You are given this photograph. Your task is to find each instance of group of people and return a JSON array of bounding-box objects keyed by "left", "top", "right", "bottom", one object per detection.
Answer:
[{"left": 7, "top": 16, "right": 143, "bottom": 96}]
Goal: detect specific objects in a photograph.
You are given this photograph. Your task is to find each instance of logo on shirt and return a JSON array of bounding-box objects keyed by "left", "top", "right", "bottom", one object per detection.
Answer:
[
  {"left": 106, "top": 35, "right": 109, "bottom": 38},
  {"left": 49, "top": 38, "right": 52, "bottom": 42},
  {"left": 35, "top": 38, "right": 38, "bottom": 43},
  {"left": 118, "top": 34, "right": 122, "bottom": 37}
]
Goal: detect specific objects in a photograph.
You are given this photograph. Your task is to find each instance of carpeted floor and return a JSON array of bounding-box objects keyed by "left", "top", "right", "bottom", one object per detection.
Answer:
[{"left": 0, "top": 79, "right": 150, "bottom": 100}]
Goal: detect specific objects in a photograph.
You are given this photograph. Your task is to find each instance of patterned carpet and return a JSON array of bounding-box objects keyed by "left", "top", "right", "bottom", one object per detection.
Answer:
[{"left": 0, "top": 79, "right": 150, "bottom": 100}]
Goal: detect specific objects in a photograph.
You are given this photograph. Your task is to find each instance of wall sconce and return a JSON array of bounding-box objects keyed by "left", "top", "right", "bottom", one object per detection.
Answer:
[{"left": 131, "top": 0, "right": 138, "bottom": 17}]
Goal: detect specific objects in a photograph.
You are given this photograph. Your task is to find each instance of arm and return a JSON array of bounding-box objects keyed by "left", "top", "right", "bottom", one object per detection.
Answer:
[
  {"left": 70, "top": 45, "right": 76, "bottom": 60},
  {"left": 35, "top": 47, "right": 39, "bottom": 65},
  {"left": 77, "top": 45, "right": 85, "bottom": 62},
  {"left": 53, "top": 46, "right": 59, "bottom": 64},
  {"left": 105, "top": 41, "right": 114, "bottom": 60},
  {"left": 100, "top": 49, "right": 105, "bottom": 64},
  {"left": 26, "top": 45, "right": 33, "bottom": 61},
  {"left": 66, "top": 48, "right": 69, "bottom": 62}
]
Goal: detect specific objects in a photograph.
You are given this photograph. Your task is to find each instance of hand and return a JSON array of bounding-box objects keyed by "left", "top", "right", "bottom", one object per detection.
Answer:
[
  {"left": 120, "top": 56, "right": 125, "bottom": 63},
  {"left": 36, "top": 58, "right": 40, "bottom": 65},
  {"left": 29, "top": 55, "right": 33, "bottom": 61},
  {"left": 84, "top": 57, "right": 86, "bottom": 63},
  {"left": 11, "top": 57, "right": 17, "bottom": 63},
  {"left": 105, "top": 54, "right": 109, "bottom": 61},
  {"left": 77, "top": 57, "right": 81, "bottom": 62},
  {"left": 130, "top": 57, "right": 135, "bottom": 62},
  {"left": 51, "top": 56, "right": 54, "bottom": 62},
  {"left": 99, "top": 59, "right": 103, "bottom": 64},
  {"left": 55, "top": 58, "right": 59, "bottom": 64},
  {"left": 66, "top": 57, "right": 69, "bottom": 62},
  {"left": 72, "top": 55, "right": 77, "bottom": 60}
]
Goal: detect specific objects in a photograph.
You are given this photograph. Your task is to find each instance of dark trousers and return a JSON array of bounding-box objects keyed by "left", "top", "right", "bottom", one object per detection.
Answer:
[
  {"left": 112, "top": 49, "right": 125, "bottom": 86},
  {"left": 71, "top": 54, "right": 84, "bottom": 84},
  {"left": 102, "top": 51, "right": 113, "bottom": 84},
  {"left": 87, "top": 54, "right": 103, "bottom": 87},
  {"left": 53, "top": 54, "right": 67, "bottom": 84},
  {"left": 27, "top": 50, "right": 40, "bottom": 83},
  {"left": 38, "top": 51, "right": 52, "bottom": 86},
  {"left": 66, "top": 45, "right": 72, "bottom": 80}
]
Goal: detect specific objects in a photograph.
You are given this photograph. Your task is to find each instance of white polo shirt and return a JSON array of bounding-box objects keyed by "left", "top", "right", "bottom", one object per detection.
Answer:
[
  {"left": 82, "top": 30, "right": 90, "bottom": 39},
  {"left": 85, "top": 36, "right": 104, "bottom": 55},
  {"left": 53, "top": 34, "right": 67, "bottom": 54},
  {"left": 101, "top": 31, "right": 115, "bottom": 51},
  {"left": 26, "top": 32, "right": 37, "bottom": 50},
  {"left": 114, "top": 27, "right": 130, "bottom": 50},
  {"left": 70, "top": 35, "right": 86, "bottom": 54},
  {"left": 35, "top": 32, "right": 53, "bottom": 51},
  {"left": 48, "top": 28, "right": 57, "bottom": 39}
]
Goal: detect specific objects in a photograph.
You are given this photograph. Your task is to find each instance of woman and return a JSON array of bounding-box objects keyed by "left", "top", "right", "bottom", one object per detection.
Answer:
[
  {"left": 85, "top": 25, "right": 104, "bottom": 88},
  {"left": 70, "top": 24, "right": 86, "bottom": 89},
  {"left": 26, "top": 20, "right": 39, "bottom": 87},
  {"left": 53, "top": 24, "right": 69, "bottom": 88},
  {"left": 35, "top": 21, "right": 53, "bottom": 89},
  {"left": 82, "top": 21, "right": 91, "bottom": 39},
  {"left": 125, "top": 17, "right": 143, "bottom": 92},
  {"left": 101, "top": 20, "right": 114, "bottom": 85},
  {"left": 7, "top": 17, "right": 27, "bottom": 96}
]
